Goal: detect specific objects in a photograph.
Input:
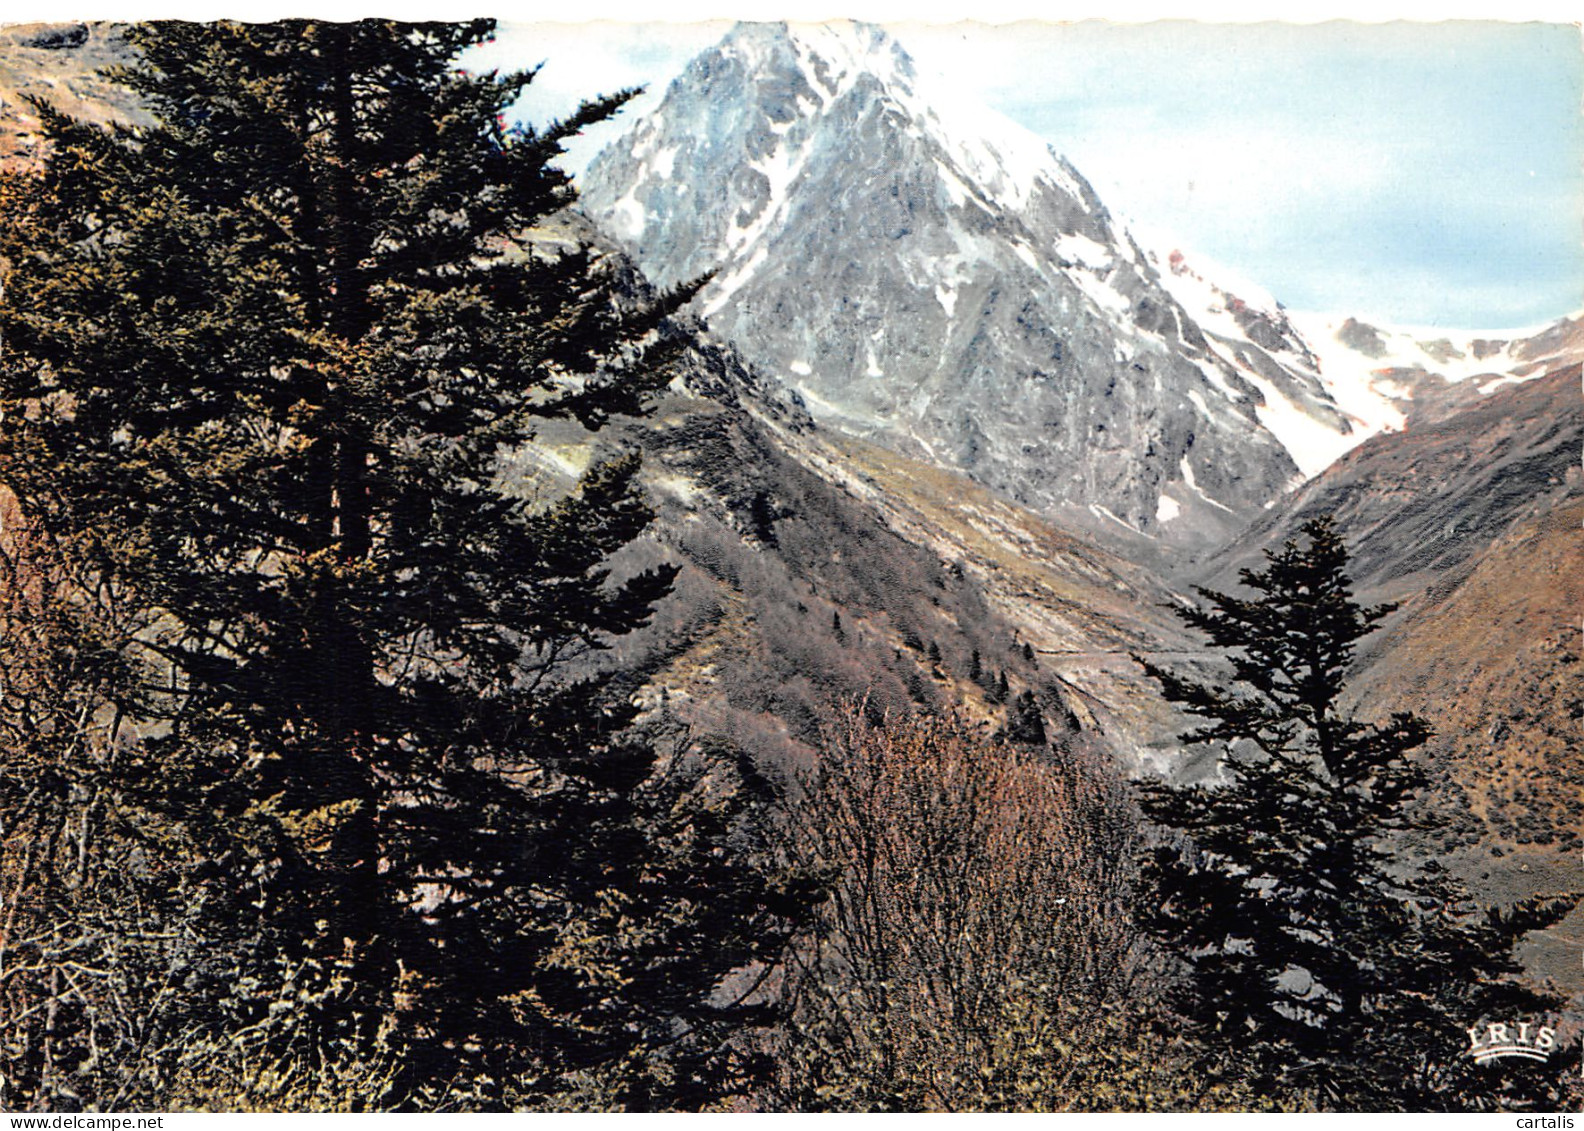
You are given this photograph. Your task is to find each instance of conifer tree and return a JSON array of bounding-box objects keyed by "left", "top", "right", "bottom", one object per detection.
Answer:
[
  {"left": 0, "top": 19, "right": 796, "bottom": 1107},
  {"left": 1003, "top": 690, "right": 1046, "bottom": 746},
  {"left": 1136, "top": 516, "right": 1578, "bottom": 1111}
]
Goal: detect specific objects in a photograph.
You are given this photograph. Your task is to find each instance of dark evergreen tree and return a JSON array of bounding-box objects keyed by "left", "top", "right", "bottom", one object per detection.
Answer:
[
  {"left": 1003, "top": 690, "right": 1047, "bottom": 747},
  {"left": 1136, "top": 516, "right": 1578, "bottom": 1111},
  {"left": 0, "top": 19, "right": 797, "bottom": 1108}
]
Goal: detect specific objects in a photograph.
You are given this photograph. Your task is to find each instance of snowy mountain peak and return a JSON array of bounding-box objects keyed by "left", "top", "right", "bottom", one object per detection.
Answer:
[
  {"left": 694, "top": 21, "right": 919, "bottom": 121},
  {"left": 768, "top": 20, "right": 916, "bottom": 96},
  {"left": 595, "top": 21, "right": 1097, "bottom": 266},
  {"left": 578, "top": 22, "right": 1411, "bottom": 548}
]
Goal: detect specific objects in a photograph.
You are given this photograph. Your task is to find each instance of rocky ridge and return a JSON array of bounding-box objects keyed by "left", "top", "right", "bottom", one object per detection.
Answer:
[{"left": 580, "top": 21, "right": 1405, "bottom": 550}]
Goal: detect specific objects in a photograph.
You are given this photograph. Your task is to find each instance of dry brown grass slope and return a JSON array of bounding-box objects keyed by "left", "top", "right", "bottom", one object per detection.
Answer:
[
  {"left": 784, "top": 426, "right": 1200, "bottom": 770},
  {"left": 1357, "top": 498, "right": 1583, "bottom": 848},
  {"left": 1354, "top": 499, "right": 1584, "bottom": 995}
]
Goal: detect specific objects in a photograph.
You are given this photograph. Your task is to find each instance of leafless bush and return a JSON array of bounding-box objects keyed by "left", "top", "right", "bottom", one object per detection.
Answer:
[
  {"left": 772, "top": 701, "right": 1190, "bottom": 1111},
  {"left": 0, "top": 510, "right": 199, "bottom": 1110}
]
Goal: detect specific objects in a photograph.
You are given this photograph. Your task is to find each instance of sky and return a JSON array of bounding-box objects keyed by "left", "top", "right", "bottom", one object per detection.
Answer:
[{"left": 460, "top": 8, "right": 1583, "bottom": 331}]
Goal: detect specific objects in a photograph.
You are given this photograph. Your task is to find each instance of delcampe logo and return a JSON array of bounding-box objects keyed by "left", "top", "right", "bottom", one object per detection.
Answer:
[{"left": 1465, "top": 1019, "right": 1557, "bottom": 1064}]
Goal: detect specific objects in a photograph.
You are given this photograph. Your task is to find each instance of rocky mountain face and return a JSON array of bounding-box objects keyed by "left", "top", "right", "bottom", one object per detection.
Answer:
[
  {"left": 1197, "top": 364, "right": 1582, "bottom": 606},
  {"left": 1289, "top": 310, "right": 1584, "bottom": 431},
  {"left": 510, "top": 213, "right": 1196, "bottom": 773},
  {"left": 553, "top": 207, "right": 1584, "bottom": 979},
  {"left": 578, "top": 20, "right": 1369, "bottom": 551}
]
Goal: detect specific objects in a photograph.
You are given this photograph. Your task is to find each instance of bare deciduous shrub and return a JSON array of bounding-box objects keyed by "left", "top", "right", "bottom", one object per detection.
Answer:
[
  {"left": 0, "top": 512, "right": 195, "bottom": 1110},
  {"left": 772, "top": 702, "right": 1208, "bottom": 1111}
]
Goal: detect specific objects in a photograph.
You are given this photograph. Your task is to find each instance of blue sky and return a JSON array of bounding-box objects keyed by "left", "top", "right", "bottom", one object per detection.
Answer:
[
  {"left": 465, "top": 10, "right": 1581, "bottom": 330},
  {"left": 917, "top": 20, "right": 1584, "bottom": 329}
]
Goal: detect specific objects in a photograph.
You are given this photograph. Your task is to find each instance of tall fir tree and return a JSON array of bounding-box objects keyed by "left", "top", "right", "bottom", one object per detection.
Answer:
[
  {"left": 1135, "top": 516, "right": 1579, "bottom": 1111},
  {"left": 0, "top": 20, "right": 798, "bottom": 1108}
]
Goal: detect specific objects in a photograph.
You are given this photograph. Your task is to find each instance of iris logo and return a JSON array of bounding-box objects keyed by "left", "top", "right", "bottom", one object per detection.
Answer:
[{"left": 1466, "top": 1020, "right": 1557, "bottom": 1064}]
